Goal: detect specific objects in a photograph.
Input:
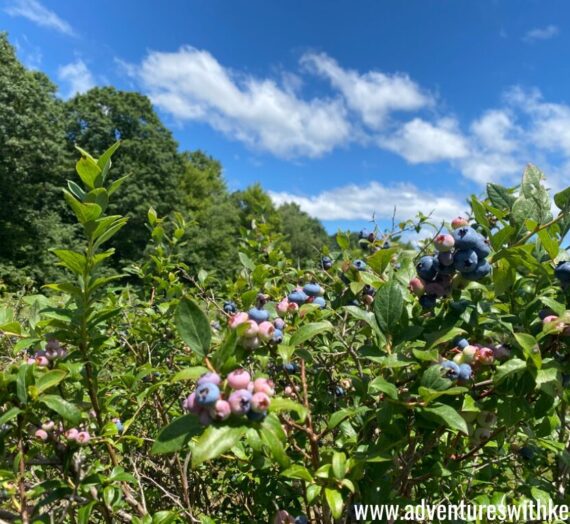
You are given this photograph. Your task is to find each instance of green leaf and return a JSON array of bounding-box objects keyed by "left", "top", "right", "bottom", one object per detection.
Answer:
[
  {"left": 281, "top": 464, "right": 313, "bottom": 482},
  {"left": 487, "top": 183, "right": 516, "bottom": 210},
  {"left": 490, "top": 225, "right": 515, "bottom": 251},
  {"left": 418, "top": 386, "right": 468, "bottom": 404},
  {"left": 17, "top": 364, "right": 31, "bottom": 404},
  {"left": 63, "top": 191, "right": 102, "bottom": 224},
  {"left": 36, "top": 370, "right": 67, "bottom": 394},
  {"left": 191, "top": 425, "right": 246, "bottom": 467},
  {"left": 52, "top": 249, "right": 86, "bottom": 275},
  {"left": 97, "top": 141, "right": 121, "bottom": 170},
  {"left": 373, "top": 280, "right": 404, "bottom": 335},
  {"left": 107, "top": 175, "right": 129, "bottom": 197},
  {"left": 343, "top": 306, "right": 380, "bottom": 332},
  {"left": 420, "top": 365, "right": 452, "bottom": 391},
  {"left": 40, "top": 395, "right": 81, "bottom": 424},
  {"left": 331, "top": 451, "right": 347, "bottom": 480},
  {"left": 269, "top": 397, "right": 307, "bottom": 422},
  {"left": 537, "top": 228, "right": 559, "bottom": 260},
  {"left": 151, "top": 414, "right": 203, "bottom": 455},
  {"left": 366, "top": 247, "right": 398, "bottom": 275},
  {"left": 554, "top": 186, "right": 570, "bottom": 212},
  {"left": 76, "top": 153, "right": 102, "bottom": 189},
  {"left": 171, "top": 367, "right": 209, "bottom": 383},
  {"left": 289, "top": 321, "right": 333, "bottom": 347},
  {"left": 84, "top": 188, "right": 109, "bottom": 213},
  {"left": 494, "top": 358, "right": 527, "bottom": 385},
  {"left": 327, "top": 407, "right": 370, "bottom": 430},
  {"left": 421, "top": 403, "right": 468, "bottom": 434},
  {"left": 0, "top": 407, "right": 22, "bottom": 426},
  {"left": 260, "top": 425, "right": 290, "bottom": 468},
  {"left": 336, "top": 231, "right": 350, "bottom": 250},
  {"left": 175, "top": 298, "right": 211, "bottom": 358},
  {"left": 325, "top": 487, "right": 344, "bottom": 520},
  {"left": 368, "top": 376, "right": 398, "bottom": 399},
  {"left": 238, "top": 252, "right": 255, "bottom": 271},
  {"left": 514, "top": 333, "right": 541, "bottom": 369}
]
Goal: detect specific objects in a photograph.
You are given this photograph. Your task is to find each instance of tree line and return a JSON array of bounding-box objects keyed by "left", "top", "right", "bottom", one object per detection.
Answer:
[{"left": 0, "top": 33, "right": 331, "bottom": 289}]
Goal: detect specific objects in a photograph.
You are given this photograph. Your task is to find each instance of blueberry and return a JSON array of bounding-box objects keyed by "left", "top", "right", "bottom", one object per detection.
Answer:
[
  {"left": 441, "top": 360, "right": 460, "bottom": 380},
  {"left": 554, "top": 261, "right": 570, "bottom": 283},
  {"left": 246, "top": 410, "right": 267, "bottom": 422},
  {"left": 359, "top": 228, "right": 370, "bottom": 240},
  {"left": 457, "top": 363, "right": 473, "bottom": 381},
  {"left": 416, "top": 256, "right": 439, "bottom": 281},
  {"left": 223, "top": 301, "right": 237, "bottom": 314},
  {"left": 248, "top": 307, "right": 269, "bottom": 323},
  {"left": 272, "top": 329, "right": 284, "bottom": 343},
  {"left": 335, "top": 386, "right": 345, "bottom": 397},
  {"left": 452, "top": 227, "right": 481, "bottom": 250},
  {"left": 321, "top": 256, "right": 333, "bottom": 270},
  {"left": 473, "top": 237, "right": 491, "bottom": 259},
  {"left": 195, "top": 383, "right": 220, "bottom": 406},
  {"left": 228, "top": 390, "right": 253, "bottom": 415},
  {"left": 303, "top": 283, "right": 322, "bottom": 297},
  {"left": 353, "top": 259, "right": 367, "bottom": 271},
  {"left": 419, "top": 294, "right": 437, "bottom": 309},
  {"left": 295, "top": 516, "right": 309, "bottom": 524},
  {"left": 313, "top": 296, "right": 326, "bottom": 308},
  {"left": 363, "top": 284, "right": 375, "bottom": 296},
  {"left": 382, "top": 240, "right": 391, "bottom": 249},
  {"left": 454, "top": 249, "right": 478, "bottom": 273},
  {"left": 456, "top": 338, "right": 469, "bottom": 350},
  {"left": 288, "top": 290, "right": 308, "bottom": 305},
  {"left": 462, "top": 260, "right": 491, "bottom": 280},
  {"left": 283, "top": 363, "right": 298, "bottom": 374},
  {"left": 520, "top": 446, "right": 535, "bottom": 460},
  {"left": 438, "top": 251, "right": 454, "bottom": 267}
]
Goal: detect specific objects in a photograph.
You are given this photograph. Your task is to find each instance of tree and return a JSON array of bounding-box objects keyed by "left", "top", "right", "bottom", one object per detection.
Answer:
[
  {"left": 64, "top": 87, "right": 187, "bottom": 267},
  {"left": 0, "top": 33, "right": 72, "bottom": 287},
  {"left": 278, "top": 202, "right": 331, "bottom": 265}
]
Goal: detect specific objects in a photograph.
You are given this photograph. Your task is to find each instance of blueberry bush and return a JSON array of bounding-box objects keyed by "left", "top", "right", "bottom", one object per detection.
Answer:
[{"left": 1, "top": 145, "right": 570, "bottom": 523}]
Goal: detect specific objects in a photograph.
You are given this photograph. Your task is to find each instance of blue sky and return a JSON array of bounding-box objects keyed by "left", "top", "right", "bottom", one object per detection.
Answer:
[{"left": 2, "top": 0, "right": 570, "bottom": 232}]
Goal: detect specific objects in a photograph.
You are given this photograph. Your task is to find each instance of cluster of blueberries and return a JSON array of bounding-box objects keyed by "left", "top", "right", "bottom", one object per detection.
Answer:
[
  {"left": 469, "top": 411, "right": 497, "bottom": 446},
  {"left": 183, "top": 369, "right": 275, "bottom": 425},
  {"left": 283, "top": 283, "right": 326, "bottom": 310},
  {"left": 438, "top": 337, "right": 510, "bottom": 383},
  {"left": 411, "top": 217, "right": 492, "bottom": 309},
  {"left": 34, "top": 420, "right": 91, "bottom": 445},
  {"left": 26, "top": 339, "right": 66, "bottom": 367}
]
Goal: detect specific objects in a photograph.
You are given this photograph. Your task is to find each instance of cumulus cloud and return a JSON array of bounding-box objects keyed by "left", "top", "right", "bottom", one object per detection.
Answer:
[
  {"left": 137, "top": 46, "right": 352, "bottom": 158},
  {"left": 4, "top": 0, "right": 74, "bottom": 36},
  {"left": 523, "top": 25, "right": 559, "bottom": 43},
  {"left": 301, "top": 52, "right": 433, "bottom": 129},
  {"left": 270, "top": 181, "right": 466, "bottom": 223},
  {"left": 57, "top": 60, "right": 95, "bottom": 98}
]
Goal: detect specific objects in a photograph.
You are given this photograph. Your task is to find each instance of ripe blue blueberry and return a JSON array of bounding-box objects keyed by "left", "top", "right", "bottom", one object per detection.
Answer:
[
  {"left": 248, "top": 307, "right": 269, "bottom": 323},
  {"left": 462, "top": 259, "right": 491, "bottom": 280},
  {"left": 452, "top": 227, "right": 481, "bottom": 250},
  {"left": 454, "top": 249, "right": 478, "bottom": 273},
  {"left": 288, "top": 290, "right": 308, "bottom": 304},
  {"left": 303, "top": 283, "right": 322, "bottom": 297},
  {"left": 313, "top": 296, "right": 326, "bottom": 308},
  {"left": 441, "top": 360, "right": 460, "bottom": 380},
  {"left": 321, "top": 256, "right": 333, "bottom": 270},
  {"left": 272, "top": 329, "right": 283, "bottom": 343},
  {"left": 283, "top": 362, "right": 298, "bottom": 374},
  {"left": 363, "top": 284, "right": 375, "bottom": 296},
  {"left": 473, "top": 237, "right": 491, "bottom": 259},
  {"left": 295, "top": 516, "right": 309, "bottom": 524},
  {"left": 353, "top": 259, "right": 367, "bottom": 271},
  {"left": 195, "top": 382, "right": 221, "bottom": 406},
  {"left": 458, "top": 363, "right": 472, "bottom": 381},
  {"left": 246, "top": 410, "right": 267, "bottom": 422},
  {"left": 359, "top": 228, "right": 370, "bottom": 240},
  {"left": 554, "top": 261, "right": 570, "bottom": 283},
  {"left": 335, "top": 386, "right": 345, "bottom": 397},
  {"left": 416, "top": 256, "right": 439, "bottom": 281},
  {"left": 382, "top": 240, "right": 391, "bottom": 249},
  {"left": 223, "top": 301, "right": 237, "bottom": 314},
  {"left": 419, "top": 294, "right": 437, "bottom": 309},
  {"left": 520, "top": 446, "right": 535, "bottom": 460},
  {"left": 456, "top": 338, "right": 469, "bottom": 350}
]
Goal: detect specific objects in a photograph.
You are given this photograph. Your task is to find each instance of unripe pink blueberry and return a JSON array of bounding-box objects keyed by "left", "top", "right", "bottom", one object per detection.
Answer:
[
  {"left": 284, "top": 386, "right": 294, "bottom": 397},
  {"left": 35, "top": 429, "right": 48, "bottom": 441},
  {"left": 434, "top": 233, "right": 455, "bottom": 252},
  {"left": 27, "top": 357, "right": 35, "bottom": 364},
  {"left": 66, "top": 428, "right": 79, "bottom": 441},
  {"left": 276, "top": 298, "right": 290, "bottom": 316},
  {"left": 210, "top": 400, "right": 231, "bottom": 421},
  {"left": 273, "top": 510, "right": 294, "bottom": 524},
  {"left": 242, "top": 320, "right": 259, "bottom": 338},
  {"left": 76, "top": 431, "right": 91, "bottom": 445},
  {"left": 363, "top": 294, "right": 374, "bottom": 305},
  {"left": 273, "top": 318, "right": 285, "bottom": 330},
  {"left": 258, "top": 321, "right": 275, "bottom": 341},
  {"left": 452, "top": 216, "right": 469, "bottom": 229},
  {"left": 227, "top": 369, "right": 251, "bottom": 390},
  {"left": 183, "top": 392, "right": 200, "bottom": 414},
  {"left": 254, "top": 377, "right": 275, "bottom": 396},
  {"left": 477, "top": 347, "right": 494, "bottom": 365},
  {"left": 228, "top": 312, "right": 248, "bottom": 329},
  {"left": 493, "top": 344, "right": 511, "bottom": 360},
  {"left": 197, "top": 372, "right": 221, "bottom": 386},
  {"left": 408, "top": 277, "right": 425, "bottom": 297},
  {"left": 228, "top": 389, "right": 253, "bottom": 415},
  {"left": 199, "top": 410, "right": 212, "bottom": 426},
  {"left": 251, "top": 392, "right": 271, "bottom": 413},
  {"left": 543, "top": 315, "right": 559, "bottom": 324},
  {"left": 35, "top": 355, "right": 49, "bottom": 367}
]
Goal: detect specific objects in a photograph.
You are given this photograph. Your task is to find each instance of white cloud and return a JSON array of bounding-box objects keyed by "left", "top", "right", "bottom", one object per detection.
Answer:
[
  {"left": 57, "top": 60, "right": 95, "bottom": 98},
  {"left": 5, "top": 0, "right": 74, "bottom": 36},
  {"left": 470, "top": 110, "right": 518, "bottom": 153},
  {"left": 137, "top": 46, "right": 351, "bottom": 158},
  {"left": 270, "top": 181, "right": 466, "bottom": 223},
  {"left": 523, "top": 25, "right": 559, "bottom": 42},
  {"left": 301, "top": 52, "right": 433, "bottom": 129},
  {"left": 378, "top": 118, "right": 470, "bottom": 163}
]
